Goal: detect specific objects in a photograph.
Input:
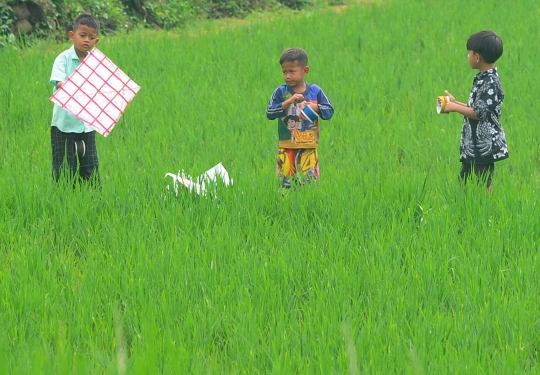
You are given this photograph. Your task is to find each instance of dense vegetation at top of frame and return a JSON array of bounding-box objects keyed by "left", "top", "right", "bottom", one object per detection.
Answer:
[{"left": 0, "top": 0, "right": 341, "bottom": 48}]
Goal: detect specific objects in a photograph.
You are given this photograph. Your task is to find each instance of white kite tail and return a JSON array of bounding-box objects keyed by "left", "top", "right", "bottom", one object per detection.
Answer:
[
  {"left": 199, "top": 162, "right": 233, "bottom": 186},
  {"left": 165, "top": 162, "right": 232, "bottom": 197},
  {"left": 165, "top": 171, "right": 205, "bottom": 196}
]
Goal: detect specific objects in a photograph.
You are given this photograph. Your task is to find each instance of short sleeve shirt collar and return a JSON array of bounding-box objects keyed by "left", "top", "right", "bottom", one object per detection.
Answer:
[{"left": 474, "top": 67, "right": 497, "bottom": 82}]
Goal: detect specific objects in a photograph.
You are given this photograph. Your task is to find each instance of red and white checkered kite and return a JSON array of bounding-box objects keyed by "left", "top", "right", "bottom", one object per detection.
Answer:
[{"left": 50, "top": 48, "right": 140, "bottom": 137}]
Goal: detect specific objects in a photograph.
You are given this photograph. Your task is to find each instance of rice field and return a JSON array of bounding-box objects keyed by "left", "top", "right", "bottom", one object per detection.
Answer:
[{"left": 1, "top": 0, "right": 540, "bottom": 373}]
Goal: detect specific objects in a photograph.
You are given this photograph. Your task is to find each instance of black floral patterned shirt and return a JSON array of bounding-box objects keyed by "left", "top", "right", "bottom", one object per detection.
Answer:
[{"left": 460, "top": 67, "right": 508, "bottom": 164}]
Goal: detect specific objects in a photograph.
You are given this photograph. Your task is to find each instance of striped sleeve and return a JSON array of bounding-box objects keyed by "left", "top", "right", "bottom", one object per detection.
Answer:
[
  {"left": 316, "top": 88, "right": 334, "bottom": 120},
  {"left": 266, "top": 87, "right": 286, "bottom": 120}
]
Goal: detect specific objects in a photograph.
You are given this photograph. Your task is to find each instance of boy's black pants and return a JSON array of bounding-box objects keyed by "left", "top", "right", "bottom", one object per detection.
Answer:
[
  {"left": 459, "top": 162, "right": 494, "bottom": 188},
  {"left": 51, "top": 126, "right": 100, "bottom": 185}
]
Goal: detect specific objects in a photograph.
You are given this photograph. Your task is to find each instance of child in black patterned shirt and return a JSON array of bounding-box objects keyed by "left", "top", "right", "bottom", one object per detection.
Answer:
[{"left": 442, "top": 30, "right": 508, "bottom": 191}]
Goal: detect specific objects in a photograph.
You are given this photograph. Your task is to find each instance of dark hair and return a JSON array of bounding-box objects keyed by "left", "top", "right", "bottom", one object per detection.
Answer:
[
  {"left": 466, "top": 30, "right": 503, "bottom": 64},
  {"left": 285, "top": 115, "right": 300, "bottom": 122},
  {"left": 73, "top": 14, "right": 100, "bottom": 33},
  {"left": 280, "top": 48, "right": 308, "bottom": 66}
]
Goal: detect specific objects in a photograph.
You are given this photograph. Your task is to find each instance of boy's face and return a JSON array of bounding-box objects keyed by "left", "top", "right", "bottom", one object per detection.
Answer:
[
  {"left": 281, "top": 61, "right": 309, "bottom": 89},
  {"left": 287, "top": 118, "right": 300, "bottom": 131},
  {"left": 69, "top": 24, "right": 99, "bottom": 56},
  {"left": 467, "top": 50, "right": 481, "bottom": 69}
]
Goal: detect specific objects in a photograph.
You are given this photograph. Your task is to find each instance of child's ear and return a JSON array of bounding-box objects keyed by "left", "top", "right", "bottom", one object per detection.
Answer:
[
  {"left": 95, "top": 38, "right": 100, "bottom": 45},
  {"left": 68, "top": 30, "right": 74, "bottom": 40},
  {"left": 304, "top": 66, "right": 310, "bottom": 74}
]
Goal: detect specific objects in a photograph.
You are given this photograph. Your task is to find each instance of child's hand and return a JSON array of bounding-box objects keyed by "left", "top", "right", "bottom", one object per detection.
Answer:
[
  {"left": 282, "top": 93, "right": 306, "bottom": 112},
  {"left": 287, "top": 93, "right": 305, "bottom": 105},
  {"left": 296, "top": 101, "right": 319, "bottom": 113},
  {"left": 444, "top": 101, "right": 456, "bottom": 113},
  {"left": 308, "top": 102, "right": 319, "bottom": 113},
  {"left": 444, "top": 90, "right": 456, "bottom": 103},
  {"left": 296, "top": 100, "right": 307, "bottom": 111}
]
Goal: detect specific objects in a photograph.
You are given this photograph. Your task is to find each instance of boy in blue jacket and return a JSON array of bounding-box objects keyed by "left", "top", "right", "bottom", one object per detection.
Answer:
[{"left": 266, "top": 48, "right": 334, "bottom": 188}]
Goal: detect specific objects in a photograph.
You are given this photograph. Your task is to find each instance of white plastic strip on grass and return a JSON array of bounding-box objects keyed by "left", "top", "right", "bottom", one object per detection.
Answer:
[{"left": 165, "top": 162, "right": 232, "bottom": 197}]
